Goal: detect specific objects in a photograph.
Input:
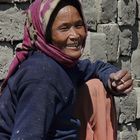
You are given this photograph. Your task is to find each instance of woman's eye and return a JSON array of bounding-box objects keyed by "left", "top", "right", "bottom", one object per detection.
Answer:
[
  {"left": 59, "top": 26, "right": 69, "bottom": 31},
  {"left": 76, "top": 25, "right": 82, "bottom": 28},
  {"left": 75, "top": 23, "right": 84, "bottom": 28}
]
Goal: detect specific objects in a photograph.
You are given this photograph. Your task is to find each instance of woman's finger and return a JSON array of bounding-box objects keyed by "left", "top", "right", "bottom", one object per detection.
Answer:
[
  {"left": 109, "top": 70, "right": 128, "bottom": 83},
  {"left": 116, "top": 79, "right": 133, "bottom": 92}
]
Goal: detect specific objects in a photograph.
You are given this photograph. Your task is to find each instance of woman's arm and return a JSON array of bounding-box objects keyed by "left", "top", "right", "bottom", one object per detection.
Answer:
[
  {"left": 77, "top": 59, "right": 133, "bottom": 94},
  {"left": 77, "top": 59, "right": 119, "bottom": 88},
  {"left": 0, "top": 79, "right": 61, "bottom": 140}
]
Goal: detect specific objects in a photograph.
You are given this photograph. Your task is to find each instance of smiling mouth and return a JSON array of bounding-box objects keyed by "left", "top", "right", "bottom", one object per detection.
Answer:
[
  {"left": 65, "top": 43, "right": 84, "bottom": 54},
  {"left": 67, "top": 42, "right": 82, "bottom": 49}
]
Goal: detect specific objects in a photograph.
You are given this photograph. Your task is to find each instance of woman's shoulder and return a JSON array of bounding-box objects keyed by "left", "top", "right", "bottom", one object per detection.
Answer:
[
  {"left": 12, "top": 51, "right": 64, "bottom": 85},
  {"left": 22, "top": 51, "right": 60, "bottom": 69},
  {"left": 23, "top": 51, "right": 62, "bottom": 71}
]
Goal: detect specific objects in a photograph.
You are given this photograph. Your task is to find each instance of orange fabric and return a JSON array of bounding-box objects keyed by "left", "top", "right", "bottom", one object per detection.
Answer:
[{"left": 74, "top": 79, "right": 117, "bottom": 140}]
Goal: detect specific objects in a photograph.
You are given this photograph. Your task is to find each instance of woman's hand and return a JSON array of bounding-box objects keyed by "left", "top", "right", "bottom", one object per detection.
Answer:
[{"left": 108, "top": 69, "right": 133, "bottom": 95}]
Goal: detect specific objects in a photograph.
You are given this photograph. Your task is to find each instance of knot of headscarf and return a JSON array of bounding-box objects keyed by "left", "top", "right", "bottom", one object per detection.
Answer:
[{"left": 0, "top": 0, "right": 85, "bottom": 92}]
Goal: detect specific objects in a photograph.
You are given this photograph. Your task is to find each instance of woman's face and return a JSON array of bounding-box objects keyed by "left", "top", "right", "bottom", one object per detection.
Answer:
[{"left": 51, "top": 5, "right": 86, "bottom": 59}]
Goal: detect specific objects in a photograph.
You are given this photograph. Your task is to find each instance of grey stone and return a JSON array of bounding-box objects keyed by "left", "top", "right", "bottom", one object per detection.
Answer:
[
  {"left": 133, "top": 79, "right": 140, "bottom": 87},
  {"left": 97, "top": 23, "right": 119, "bottom": 62},
  {"left": 137, "top": 32, "right": 140, "bottom": 49},
  {"left": 131, "top": 49, "right": 140, "bottom": 79},
  {"left": 82, "top": 32, "right": 107, "bottom": 62},
  {"left": 136, "top": 0, "right": 140, "bottom": 19},
  {"left": 137, "top": 21, "right": 140, "bottom": 33},
  {"left": 118, "top": 0, "right": 136, "bottom": 26},
  {"left": 135, "top": 87, "right": 140, "bottom": 118},
  {"left": 96, "top": 0, "right": 117, "bottom": 24},
  {"left": 115, "top": 56, "right": 131, "bottom": 70},
  {"left": 119, "top": 90, "right": 137, "bottom": 124},
  {"left": 119, "top": 124, "right": 137, "bottom": 140},
  {"left": 119, "top": 27, "right": 132, "bottom": 56},
  {"left": 81, "top": 0, "right": 97, "bottom": 30},
  {"left": 0, "top": 42, "right": 13, "bottom": 80},
  {"left": 137, "top": 129, "right": 140, "bottom": 140},
  {"left": 0, "top": 5, "right": 26, "bottom": 41}
]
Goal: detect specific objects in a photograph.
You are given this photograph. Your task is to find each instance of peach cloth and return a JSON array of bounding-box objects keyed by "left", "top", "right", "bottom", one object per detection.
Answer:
[{"left": 74, "top": 79, "right": 117, "bottom": 140}]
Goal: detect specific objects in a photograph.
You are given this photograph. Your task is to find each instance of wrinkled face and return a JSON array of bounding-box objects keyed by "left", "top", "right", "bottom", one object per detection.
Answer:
[{"left": 51, "top": 5, "right": 86, "bottom": 59}]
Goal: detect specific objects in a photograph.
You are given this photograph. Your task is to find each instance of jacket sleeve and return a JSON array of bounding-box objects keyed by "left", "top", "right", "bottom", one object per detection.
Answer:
[
  {"left": 14, "top": 79, "right": 63, "bottom": 140},
  {"left": 0, "top": 86, "right": 16, "bottom": 140},
  {"left": 77, "top": 59, "right": 119, "bottom": 88},
  {"left": 0, "top": 79, "right": 62, "bottom": 140}
]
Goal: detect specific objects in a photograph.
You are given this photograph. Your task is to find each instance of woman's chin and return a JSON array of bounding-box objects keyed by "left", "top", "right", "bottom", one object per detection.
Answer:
[{"left": 64, "top": 49, "right": 82, "bottom": 59}]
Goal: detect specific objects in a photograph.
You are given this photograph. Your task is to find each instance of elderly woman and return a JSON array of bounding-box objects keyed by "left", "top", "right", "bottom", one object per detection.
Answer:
[{"left": 0, "top": 0, "right": 133, "bottom": 140}]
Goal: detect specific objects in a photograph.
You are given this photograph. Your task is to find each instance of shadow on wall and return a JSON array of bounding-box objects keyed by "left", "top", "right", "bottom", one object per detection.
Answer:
[
  {"left": 0, "top": 80, "right": 3, "bottom": 86},
  {"left": 131, "top": 1, "right": 139, "bottom": 51},
  {"left": 136, "top": 119, "right": 140, "bottom": 130},
  {"left": 123, "top": 0, "right": 129, "bottom": 5}
]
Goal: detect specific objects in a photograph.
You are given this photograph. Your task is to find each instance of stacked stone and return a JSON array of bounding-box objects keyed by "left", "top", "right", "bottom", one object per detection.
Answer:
[
  {"left": 81, "top": 0, "right": 138, "bottom": 139},
  {"left": 0, "top": 0, "right": 29, "bottom": 82}
]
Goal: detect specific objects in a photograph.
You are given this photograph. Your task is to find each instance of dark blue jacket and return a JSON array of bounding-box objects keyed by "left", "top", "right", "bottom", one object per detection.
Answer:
[{"left": 0, "top": 51, "right": 118, "bottom": 140}]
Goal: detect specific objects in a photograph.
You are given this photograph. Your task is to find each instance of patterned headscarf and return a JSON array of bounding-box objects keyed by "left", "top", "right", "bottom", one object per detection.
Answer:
[{"left": 0, "top": 0, "right": 87, "bottom": 91}]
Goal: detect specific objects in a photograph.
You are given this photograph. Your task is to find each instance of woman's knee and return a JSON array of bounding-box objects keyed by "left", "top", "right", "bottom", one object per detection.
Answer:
[{"left": 85, "top": 78, "right": 106, "bottom": 95}]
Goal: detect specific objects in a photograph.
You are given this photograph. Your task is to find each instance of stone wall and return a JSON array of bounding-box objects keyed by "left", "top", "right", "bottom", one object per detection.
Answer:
[{"left": 0, "top": 0, "right": 140, "bottom": 139}]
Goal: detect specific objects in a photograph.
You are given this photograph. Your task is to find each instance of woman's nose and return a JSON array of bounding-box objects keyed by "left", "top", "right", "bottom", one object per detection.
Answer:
[{"left": 69, "top": 28, "right": 79, "bottom": 40}]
